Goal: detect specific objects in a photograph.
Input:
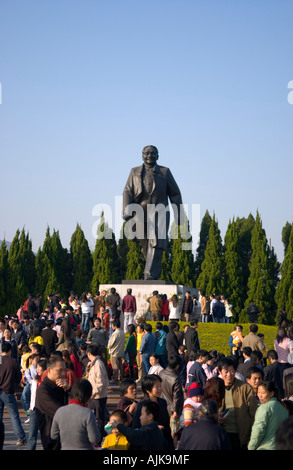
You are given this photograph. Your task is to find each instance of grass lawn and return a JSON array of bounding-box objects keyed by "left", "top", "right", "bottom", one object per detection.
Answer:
[{"left": 146, "top": 321, "right": 278, "bottom": 356}]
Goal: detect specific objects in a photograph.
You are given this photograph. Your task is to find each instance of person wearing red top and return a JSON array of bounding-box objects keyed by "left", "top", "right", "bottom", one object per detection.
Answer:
[{"left": 160, "top": 294, "right": 169, "bottom": 321}]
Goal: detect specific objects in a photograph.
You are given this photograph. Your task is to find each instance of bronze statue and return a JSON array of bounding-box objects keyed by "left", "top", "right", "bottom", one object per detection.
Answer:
[{"left": 122, "top": 145, "right": 183, "bottom": 280}]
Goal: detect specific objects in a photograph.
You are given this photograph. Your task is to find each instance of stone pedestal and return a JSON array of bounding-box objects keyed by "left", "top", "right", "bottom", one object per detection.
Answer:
[{"left": 99, "top": 281, "right": 198, "bottom": 323}]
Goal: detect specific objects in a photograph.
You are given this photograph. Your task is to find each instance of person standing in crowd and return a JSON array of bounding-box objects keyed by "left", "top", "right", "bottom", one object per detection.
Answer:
[
  {"left": 181, "top": 291, "right": 193, "bottom": 322},
  {"left": 224, "top": 298, "right": 233, "bottom": 323},
  {"left": 178, "top": 399, "right": 232, "bottom": 450},
  {"left": 86, "top": 343, "right": 109, "bottom": 444},
  {"left": 27, "top": 358, "right": 47, "bottom": 450},
  {"left": 245, "top": 366, "right": 264, "bottom": 398},
  {"left": 212, "top": 296, "right": 225, "bottom": 323},
  {"left": 218, "top": 357, "right": 258, "bottom": 450},
  {"left": 184, "top": 320, "right": 200, "bottom": 357},
  {"left": 124, "top": 324, "right": 137, "bottom": 380},
  {"left": 41, "top": 319, "right": 58, "bottom": 356},
  {"left": 228, "top": 325, "right": 244, "bottom": 361},
  {"left": 160, "top": 294, "right": 169, "bottom": 321},
  {"left": 242, "top": 324, "right": 266, "bottom": 354},
  {"left": 122, "top": 289, "right": 137, "bottom": 333},
  {"left": 199, "top": 290, "right": 208, "bottom": 323},
  {"left": 149, "top": 353, "right": 164, "bottom": 376},
  {"left": 147, "top": 291, "right": 162, "bottom": 322},
  {"left": 1, "top": 327, "right": 18, "bottom": 359},
  {"left": 80, "top": 292, "right": 94, "bottom": 337},
  {"left": 87, "top": 316, "right": 109, "bottom": 372},
  {"left": 274, "top": 327, "right": 291, "bottom": 373},
  {"left": 35, "top": 355, "right": 70, "bottom": 450},
  {"left": 186, "top": 349, "right": 209, "bottom": 391},
  {"left": 11, "top": 319, "right": 27, "bottom": 356},
  {"left": 106, "top": 288, "right": 121, "bottom": 323},
  {"left": 116, "top": 378, "right": 138, "bottom": 427},
  {"left": 209, "top": 294, "right": 217, "bottom": 320},
  {"left": 0, "top": 342, "right": 27, "bottom": 446},
  {"left": 50, "top": 378, "right": 101, "bottom": 450},
  {"left": 136, "top": 324, "right": 145, "bottom": 383},
  {"left": 263, "top": 349, "right": 285, "bottom": 398},
  {"left": 168, "top": 294, "right": 180, "bottom": 321},
  {"left": 159, "top": 354, "right": 184, "bottom": 442},
  {"left": 246, "top": 300, "right": 259, "bottom": 323},
  {"left": 108, "top": 320, "right": 125, "bottom": 385},
  {"left": 132, "top": 374, "right": 173, "bottom": 450},
  {"left": 248, "top": 381, "right": 289, "bottom": 450},
  {"left": 166, "top": 321, "right": 180, "bottom": 360},
  {"left": 56, "top": 317, "right": 78, "bottom": 352},
  {"left": 140, "top": 323, "right": 156, "bottom": 375},
  {"left": 153, "top": 321, "right": 167, "bottom": 368}
]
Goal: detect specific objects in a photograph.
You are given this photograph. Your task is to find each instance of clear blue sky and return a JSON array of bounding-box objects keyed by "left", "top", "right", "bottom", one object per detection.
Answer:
[{"left": 0, "top": 0, "right": 292, "bottom": 263}]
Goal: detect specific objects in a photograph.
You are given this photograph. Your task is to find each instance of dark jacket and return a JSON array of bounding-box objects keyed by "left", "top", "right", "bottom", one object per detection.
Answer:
[
  {"left": 184, "top": 327, "right": 199, "bottom": 356},
  {"left": 186, "top": 360, "right": 207, "bottom": 389},
  {"left": 35, "top": 376, "right": 69, "bottom": 450},
  {"left": 132, "top": 397, "right": 173, "bottom": 450},
  {"left": 106, "top": 293, "right": 121, "bottom": 321},
  {"left": 0, "top": 355, "right": 22, "bottom": 394},
  {"left": 41, "top": 326, "right": 58, "bottom": 356},
  {"left": 159, "top": 366, "right": 184, "bottom": 417},
  {"left": 182, "top": 297, "right": 193, "bottom": 315},
  {"left": 12, "top": 325, "right": 27, "bottom": 348},
  {"left": 263, "top": 361, "right": 285, "bottom": 398},
  {"left": 117, "top": 421, "right": 166, "bottom": 450},
  {"left": 212, "top": 300, "right": 225, "bottom": 319},
  {"left": 177, "top": 415, "right": 232, "bottom": 450},
  {"left": 166, "top": 331, "right": 180, "bottom": 358}
]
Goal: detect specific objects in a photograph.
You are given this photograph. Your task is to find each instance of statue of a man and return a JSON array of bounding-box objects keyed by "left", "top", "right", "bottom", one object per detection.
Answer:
[{"left": 122, "top": 145, "right": 183, "bottom": 280}]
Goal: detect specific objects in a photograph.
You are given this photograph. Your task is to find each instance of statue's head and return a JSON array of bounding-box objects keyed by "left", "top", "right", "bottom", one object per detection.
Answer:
[{"left": 142, "top": 145, "right": 159, "bottom": 167}]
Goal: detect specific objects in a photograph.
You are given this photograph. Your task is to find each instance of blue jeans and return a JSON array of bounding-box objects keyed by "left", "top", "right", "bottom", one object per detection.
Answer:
[
  {"left": 201, "top": 314, "right": 209, "bottom": 323},
  {"left": 81, "top": 313, "right": 90, "bottom": 335},
  {"left": 21, "top": 382, "right": 31, "bottom": 412},
  {"left": 27, "top": 409, "right": 38, "bottom": 450},
  {"left": 0, "top": 391, "right": 26, "bottom": 441},
  {"left": 142, "top": 354, "right": 151, "bottom": 375}
]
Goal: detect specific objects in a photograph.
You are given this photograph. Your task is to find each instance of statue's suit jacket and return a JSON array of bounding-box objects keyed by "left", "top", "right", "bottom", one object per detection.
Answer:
[{"left": 122, "top": 163, "right": 182, "bottom": 250}]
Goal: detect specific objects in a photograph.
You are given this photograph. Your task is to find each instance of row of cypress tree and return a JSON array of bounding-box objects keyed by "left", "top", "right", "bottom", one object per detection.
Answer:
[{"left": 0, "top": 211, "right": 292, "bottom": 324}]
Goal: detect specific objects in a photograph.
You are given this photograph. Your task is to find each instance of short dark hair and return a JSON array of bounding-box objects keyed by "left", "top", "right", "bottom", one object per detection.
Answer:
[
  {"left": 167, "top": 354, "right": 182, "bottom": 369},
  {"left": 267, "top": 349, "right": 278, "bottom": 360},
  {"left": 141, "top": 374, "right": 162, "bottom": 396},
  {"left": 142, "top": 400, "right": 160, "bottom": 422},
  {"left": 144, "top": 323, "right": 152, "bottom": 333},
  {"left": 245, "top": 366, "right": 264, "bottom": 380},
  {"left": 119, "top": 378, "right": 136, "bottom": 397},
  {"left": 195, "top": 349, "right": 209, "bottom": 359},
  {"left": 218, "top": 357, "right": 237, "bottom": 372},
  {"left": 69, "top": 378, "right": 92, "bottom": 405},
  {"left": 156, "top": 322, "right": 163, "bottom": 330},
  {"left": 242, "top": 347, "right": 252, "bottom": 357},
  {"left": 250, "top": 324, "right": 258, "bottom": 334},
  {"left": 110, "top": 409, "right": 128, "bottom": 424},
  {"left": 86, "top": 343, "right": 99, "bottom": 357}
]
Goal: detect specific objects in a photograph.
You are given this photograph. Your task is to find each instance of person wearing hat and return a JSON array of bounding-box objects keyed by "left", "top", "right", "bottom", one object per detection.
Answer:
[{"left": 182, "top": 384, "right": 204, "bottom": 427}]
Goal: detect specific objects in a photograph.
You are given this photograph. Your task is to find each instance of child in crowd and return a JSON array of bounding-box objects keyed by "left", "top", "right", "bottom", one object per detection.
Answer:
[
  {"left": 182, "top": 385, "right": 204, "bottom": 427},
  {"left": 102, "top": 410, "right": 130, "bottom": 450},
  {"left": 110, "top": 400, "right": 165, "bottom": 450}
]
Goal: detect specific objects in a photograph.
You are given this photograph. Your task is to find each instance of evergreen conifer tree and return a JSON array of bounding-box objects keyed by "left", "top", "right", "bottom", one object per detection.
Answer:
[
  {"left": 194, "top": 210, "right": 212, "bottom": 282},
  {"left": 91, "top": 213, "right": 119, "bottom": 292},
  {"left": 275, "top": 223, "right": 293, "bottom": 321},
  {"left": 0, "top": 241, "right": 9, "bottom": 317},
  {"left": 171, "top": 214, "right": 195, "bottom": 287},
  {"left": 223, "top": 218, "right": 245, "bottom": 321},
  {"left": 125, "top": 239, "right": 144, "bottom": 280},
  {"left": 70, "top": 224, "right": 93, "bottom": 296},
  {"left": 196, "top": 213, "right": 224, "bottom": 295},
  {"left": 240, "top": 211, "right": 275, "bottom": 324}
]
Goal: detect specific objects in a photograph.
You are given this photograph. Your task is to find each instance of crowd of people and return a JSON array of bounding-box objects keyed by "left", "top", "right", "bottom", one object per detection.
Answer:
[{"left": 0, "top": 288, "right": 293, "bottom": 451}]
